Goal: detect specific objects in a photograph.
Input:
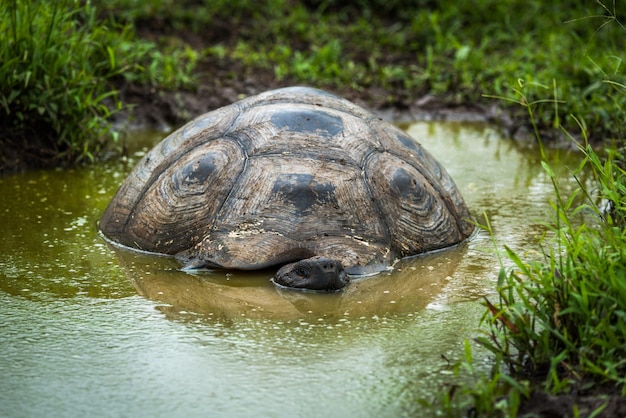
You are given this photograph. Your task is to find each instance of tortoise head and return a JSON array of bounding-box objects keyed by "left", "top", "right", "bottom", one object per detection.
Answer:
[{"left": 274, "top": 256, "right": 348, "bottom": 291}]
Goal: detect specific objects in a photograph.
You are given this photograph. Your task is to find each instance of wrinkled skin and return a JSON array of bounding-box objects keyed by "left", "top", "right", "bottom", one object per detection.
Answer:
[{"left": 274, "top": 256, "right": 348, "bottom": 291}]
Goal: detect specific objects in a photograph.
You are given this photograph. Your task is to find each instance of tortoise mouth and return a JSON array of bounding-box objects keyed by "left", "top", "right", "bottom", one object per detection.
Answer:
[{"left": 273, "top": 256, "right": 349, "bottom": 292}]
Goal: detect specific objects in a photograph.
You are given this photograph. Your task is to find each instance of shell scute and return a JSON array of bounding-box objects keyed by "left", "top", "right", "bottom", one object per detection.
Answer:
[
  {"left": 270, "top": 173, "right": 338, "bottom": 214},
  {"left": 269, "top": 108, "right": 344, "bottom": 137},
  {"left": 365, "top": 152, "right": 469, "bottom": 257},
  {"left": 100, "top": 138, "right": 244, "bottom": 254},
  {"left": 231, "top": 103, "right": 377, "bottom": 167}
]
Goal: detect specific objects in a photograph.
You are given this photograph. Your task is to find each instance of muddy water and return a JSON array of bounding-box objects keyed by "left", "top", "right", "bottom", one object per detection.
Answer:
[{"left": 0, "top": 123, "right": 577, "bottom": 417}]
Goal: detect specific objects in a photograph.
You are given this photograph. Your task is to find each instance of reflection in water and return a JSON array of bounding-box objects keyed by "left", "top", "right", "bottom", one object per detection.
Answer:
[
  {"left": 0, "top": 122, "right": 580, "bottom": 417},
  {"left": 111, "top": 243, "right": 467, "bottom": 321}
]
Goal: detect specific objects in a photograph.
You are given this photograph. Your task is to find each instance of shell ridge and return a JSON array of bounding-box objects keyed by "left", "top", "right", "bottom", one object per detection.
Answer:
[{"left": 241, "top": 88, "right": 372, "bottom": 121}]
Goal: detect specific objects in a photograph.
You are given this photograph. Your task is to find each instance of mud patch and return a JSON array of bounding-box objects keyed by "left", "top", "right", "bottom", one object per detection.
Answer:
[{"left": 518, "top": 391, "right": 626, "bottom": 418}]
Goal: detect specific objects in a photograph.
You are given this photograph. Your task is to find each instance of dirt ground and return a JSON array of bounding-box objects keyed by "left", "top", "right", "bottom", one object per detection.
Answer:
[
  {"left": 517, "top": 390, "right": 626, "bottom": 418},
  {"left": 112, "top": 60, "right": 502, "bottom": 134}
]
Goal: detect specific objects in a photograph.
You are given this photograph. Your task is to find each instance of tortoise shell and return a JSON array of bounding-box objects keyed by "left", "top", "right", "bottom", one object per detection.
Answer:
[{"left": 99, "top": 87, "right": 473, "bottom": 276}]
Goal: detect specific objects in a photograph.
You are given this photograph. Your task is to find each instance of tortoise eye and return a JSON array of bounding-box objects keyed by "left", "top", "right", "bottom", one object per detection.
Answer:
[{"left": 295, "top": 267, "right": 309, "bottom": 277}]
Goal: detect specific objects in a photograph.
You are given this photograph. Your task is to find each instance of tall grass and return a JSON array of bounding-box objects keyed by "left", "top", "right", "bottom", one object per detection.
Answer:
[
  {"left": 482, "top": 26, "right": 626, "bottom": 388},
  {"left": 487, "top": 136, "right": 626, "bottom": 393},
  {"left": 0, "top": 0, "right": 199, "bottom": 171},
  {"left": 0, "top": 0, "right": 122, "bottom": 167},
  {"left": 415, "top": 4, "right": 626, "bottom": 414},
  {"left": 427, "top": 80, "right": 626, "bottom": 418}
]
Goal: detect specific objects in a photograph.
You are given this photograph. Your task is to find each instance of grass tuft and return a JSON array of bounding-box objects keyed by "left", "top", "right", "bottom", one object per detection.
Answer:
[
  {"left": 0, "top": 0, "right": 199, "bottom": 172},
  {"left": 428, "top": 75, "right": 626, "bottom": 418},
  {"left": 424, "top": 6, "right": 626, "bottom": 413},
  {"left": 0, "top": 0, "right": 122, "bottom": 168}
]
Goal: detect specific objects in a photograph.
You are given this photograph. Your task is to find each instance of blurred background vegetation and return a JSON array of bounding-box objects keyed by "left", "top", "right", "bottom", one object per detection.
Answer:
[
  {"left": 98, "top": 0, "right": 625, "bottom": 135},
  {"left": 1, "top": 0, "right": 624, "bottom": 171}
]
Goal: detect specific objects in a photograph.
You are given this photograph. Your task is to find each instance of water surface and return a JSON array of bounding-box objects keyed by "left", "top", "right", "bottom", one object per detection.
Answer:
[{"left": 0, "top": 122, "right": 577, "bottom": 417}]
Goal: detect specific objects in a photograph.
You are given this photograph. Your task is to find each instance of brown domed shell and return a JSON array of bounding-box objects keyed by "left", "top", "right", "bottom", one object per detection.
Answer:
[{"left": 99, "top": 87, "right": 474, "bottom": 274}]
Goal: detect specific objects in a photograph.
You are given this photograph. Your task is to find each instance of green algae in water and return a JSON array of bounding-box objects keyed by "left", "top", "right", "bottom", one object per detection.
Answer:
[{"left": 0, "top": 165, "right": 133, "bottom": 299}]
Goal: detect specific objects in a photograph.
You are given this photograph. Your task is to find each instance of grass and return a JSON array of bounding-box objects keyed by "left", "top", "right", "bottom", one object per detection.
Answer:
[
  {"left": 1, "top": 0, "right": 121, "bottom": 167},
  {"left": 424, "top": 74, "right": 626, "bottom": 417},
  {"left": 417, "top": 6, "right": 626, "bottom": 413},
  {"left": 98, "top": 0, "right": 625, "bottom": 140},
  {"left": 3, "top": 0, "right": 625, "bottom": 169},
  {"left": 0, "top": 0, "right": 199, "bottom": 171}
]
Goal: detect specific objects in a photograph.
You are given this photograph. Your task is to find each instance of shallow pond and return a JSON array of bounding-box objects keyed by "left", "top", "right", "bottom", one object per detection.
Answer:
[{"left": 0, "top": 122, "right": 578, "bottom": 417}]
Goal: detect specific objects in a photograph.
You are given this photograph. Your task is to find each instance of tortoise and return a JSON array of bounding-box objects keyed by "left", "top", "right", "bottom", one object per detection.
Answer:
[{"left": 99, "top": 87, "right": 474, "bottom": 291}]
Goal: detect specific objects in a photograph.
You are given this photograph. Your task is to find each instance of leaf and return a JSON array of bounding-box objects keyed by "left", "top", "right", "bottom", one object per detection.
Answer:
[
  {"left": 106, "top": 45, "right": 116, "bottom": 69},
  {"left": 484, "top": 297, "right": 519, "bottom": 333},
  {"left": 541, "top": 161, "right": 555, "bottom": 177}
]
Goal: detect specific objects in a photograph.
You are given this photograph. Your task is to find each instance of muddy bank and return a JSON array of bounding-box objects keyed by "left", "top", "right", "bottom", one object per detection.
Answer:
[
  {"left": 517, "top": 390, "right": 626, "bottom": 418},
  {"left": 112, "top": 73, "right": 503, "bottom": 133}
]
